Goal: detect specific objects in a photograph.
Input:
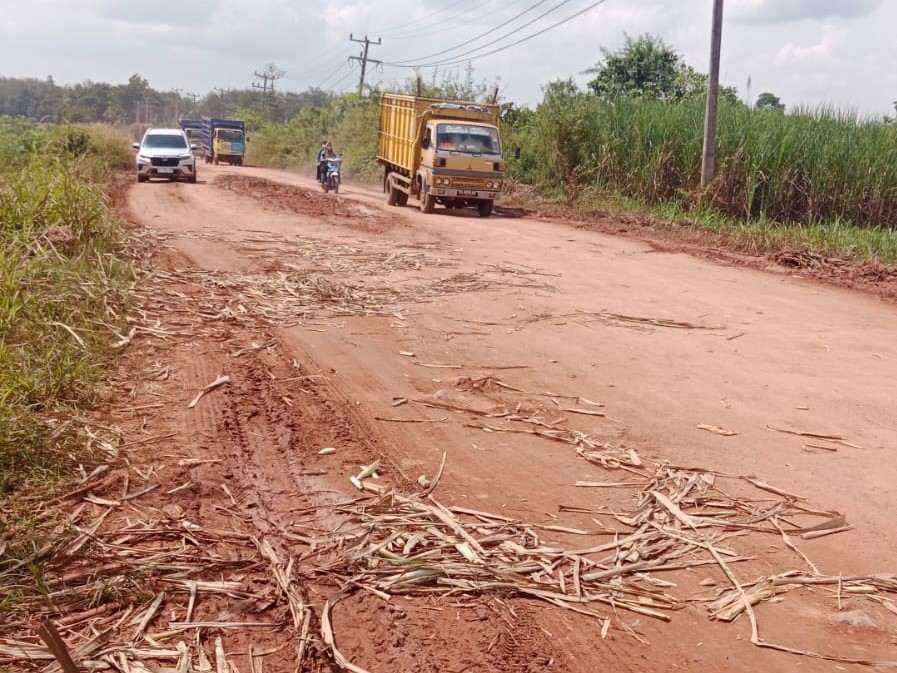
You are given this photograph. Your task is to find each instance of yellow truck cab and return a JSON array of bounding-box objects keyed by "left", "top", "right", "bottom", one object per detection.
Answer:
[{"left": 378, "top": 94, "right": 504, "bottom": 217}]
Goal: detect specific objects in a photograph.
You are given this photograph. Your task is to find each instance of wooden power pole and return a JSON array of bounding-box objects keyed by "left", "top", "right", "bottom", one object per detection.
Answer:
[
  {"left": 349, "top": 34, "right": 382, "bottom": 97},
  {"left": 700, "top": 0, "right": 724, "bottom": 189}
]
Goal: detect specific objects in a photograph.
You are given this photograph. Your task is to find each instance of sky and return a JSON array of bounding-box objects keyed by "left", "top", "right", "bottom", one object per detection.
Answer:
[{"left": 2, "top": 0, "right": 896, "bottom": 117}]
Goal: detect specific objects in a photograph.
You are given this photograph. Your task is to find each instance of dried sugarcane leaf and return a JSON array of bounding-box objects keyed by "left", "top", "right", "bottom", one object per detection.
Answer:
[
  {"left": 321, "top": 595, "right": 374, "bottom": 673},
  {"left": 697, "top": 424, "right": 737, "bottom": 436}
]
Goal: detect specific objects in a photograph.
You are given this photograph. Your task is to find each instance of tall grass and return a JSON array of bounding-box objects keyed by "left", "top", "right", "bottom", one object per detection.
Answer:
[
  {"left": 246, "top": 94, "right": 382, "bottom": 180},
  {"left": 0, "top": 118, "right": 131, "bottom": 494},
  {"left": 505, "top": 88, "right": 897, "bottom": 233}
]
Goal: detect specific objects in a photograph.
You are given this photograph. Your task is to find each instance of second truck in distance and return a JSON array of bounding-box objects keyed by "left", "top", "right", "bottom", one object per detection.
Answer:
[
  {"left": 199, "top": 117, "right": 247, "bottom": 166},
  {"left": 377, "top": 93, "right": 505, "bottom": 217}
]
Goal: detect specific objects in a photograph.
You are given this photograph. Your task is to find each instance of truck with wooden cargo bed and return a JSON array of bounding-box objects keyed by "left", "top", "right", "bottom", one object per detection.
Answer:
[{"left": 377, "top": 93, "right": 505, "bottom": 217}]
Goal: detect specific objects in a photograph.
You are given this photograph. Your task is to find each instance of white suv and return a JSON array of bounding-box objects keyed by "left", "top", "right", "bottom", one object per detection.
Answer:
[{"left": 133, "top": 128, "right": 197, "bottom": 183}]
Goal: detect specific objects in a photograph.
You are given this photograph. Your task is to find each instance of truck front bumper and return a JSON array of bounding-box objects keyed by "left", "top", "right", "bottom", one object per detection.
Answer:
[{"left": 431, "top": 188, "right": 500, "bottom": 200}]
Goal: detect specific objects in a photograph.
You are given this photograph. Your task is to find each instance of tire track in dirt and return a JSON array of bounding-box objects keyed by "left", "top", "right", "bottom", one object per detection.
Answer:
[
  {"left": 118, "top": 167, "right": 897, "bottom": 673},
  {"left": 119, "top": 217, "right": 577, "bottom": 673}
]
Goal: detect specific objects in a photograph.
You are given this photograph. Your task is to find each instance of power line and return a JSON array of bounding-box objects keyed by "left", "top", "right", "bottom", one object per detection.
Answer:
[
  {"left": 387, "top": 0, "right": 556, "bottom": 66},
  {"left": 370, "top": 0, "right": 474, "bottom": 37},
  {"left": 286, "top": 49, "right": 353, "bottom": 82},
  {"left": 385, "top": 0, "right": 612, "bottom": 69},
  {"left": 378, "top": 0, "right": 507, "bottom": 40},
  {"left": 317, "top": 60, "right": 351, "bottom": 89},
  {"left": 330, "top": 62, "right": 360, "bottom": 91}
]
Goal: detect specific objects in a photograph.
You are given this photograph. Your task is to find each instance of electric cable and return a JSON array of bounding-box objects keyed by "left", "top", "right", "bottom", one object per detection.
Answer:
[
  {"left": 371, "top": 0, "right": 475, "bottom": 37},
  {"left": 386, "top": 0, "right": 611, "bottom": 69},
  {"left": 386, "top": 0, "right": 555, "bottom": 65}
]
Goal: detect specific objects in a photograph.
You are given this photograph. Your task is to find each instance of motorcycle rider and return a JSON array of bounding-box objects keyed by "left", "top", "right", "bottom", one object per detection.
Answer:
[{"left": 317, "top": 141, "right": 336, "bottom": 184}]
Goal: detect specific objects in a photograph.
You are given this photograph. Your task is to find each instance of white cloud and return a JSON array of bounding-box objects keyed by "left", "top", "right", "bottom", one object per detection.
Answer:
[
  {"left": 730, "top": 0, "right": 882, "bottom": 23},
  {"left": 0, "top": 0, "right": 894, "bottom": 116},
  {"left": 774, "top": 26, "right": 846, "bottom": 65}
]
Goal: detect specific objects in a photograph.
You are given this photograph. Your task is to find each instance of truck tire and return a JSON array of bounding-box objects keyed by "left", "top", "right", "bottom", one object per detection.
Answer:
[
  {"left": 422, "top": 193, "right": 436, "bottom": 214},
  {"left": 387, "top": 183, "right": 404, "bottom": 206},
  {"left": 477, "top": 200, "right": 494, "bottom": 217},
  {"left": 213, "top": 154, "right": 219, "bottom": 165}
]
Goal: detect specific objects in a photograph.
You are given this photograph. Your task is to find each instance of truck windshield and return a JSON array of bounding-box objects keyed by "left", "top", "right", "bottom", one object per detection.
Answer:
[
  {"left": 436, "top": 124, "right": 500, "bottom": 156},
  {"left": 218, "top": 129, "right": 244, "bottom": 142}
]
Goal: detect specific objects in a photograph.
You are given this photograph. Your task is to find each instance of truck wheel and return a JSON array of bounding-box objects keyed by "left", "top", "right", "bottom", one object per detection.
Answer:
[
  {"left": 477, "top": 200, "right": 494, "bottom": 217},
  {"left": 213, "top": 154, "right": 219, "bottom": 165},
  {"left": 397, "top": 191, "right": 408, "bottom": 206},
  {"left": 387, "top": 184, "right": 401, "bottom": 206},
  {"left": 422, "top": 193, "right": 436, "bottom": 214}
]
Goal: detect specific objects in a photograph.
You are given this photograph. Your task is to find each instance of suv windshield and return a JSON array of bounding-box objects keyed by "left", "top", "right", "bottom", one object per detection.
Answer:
[
  {"left": 143, "top": 134, "right": 188, "bottom": 150},
  {"left": 436, "top": 124, "right": 500, "bottom": 156}
]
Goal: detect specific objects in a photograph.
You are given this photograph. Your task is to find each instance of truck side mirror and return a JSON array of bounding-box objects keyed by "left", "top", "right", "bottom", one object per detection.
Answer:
[
  {"left": 421, "top": 137, "right": 430, "bottom": 150},
  {"left": 514, "top": 147, "right": 521, "bottom": 159}
]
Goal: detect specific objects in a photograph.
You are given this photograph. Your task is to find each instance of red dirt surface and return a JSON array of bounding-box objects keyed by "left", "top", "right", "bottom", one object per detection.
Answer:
[{"left": 13, "top": 164, "right": 897, "bottom": 673}]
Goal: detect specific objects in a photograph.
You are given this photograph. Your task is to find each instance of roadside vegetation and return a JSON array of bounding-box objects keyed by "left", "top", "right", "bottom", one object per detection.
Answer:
[
  {"left": 0, "top": 118, "right": 132, "bottom": 494},
  {"left": 3, "top": 35, "right": 897, "bottom": 265}
]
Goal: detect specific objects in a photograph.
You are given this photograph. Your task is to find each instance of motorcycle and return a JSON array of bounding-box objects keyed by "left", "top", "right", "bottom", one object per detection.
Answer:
[{"left": 321, "top": 157, "right": 341, "bottom": 194}]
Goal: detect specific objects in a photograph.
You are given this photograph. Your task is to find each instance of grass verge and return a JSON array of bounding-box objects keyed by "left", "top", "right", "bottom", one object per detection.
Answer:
[
  {"left": 0, "top": 119, "right": 133, "bottom": 495},
  {"left": 502, "top": 179, "right": 897, "bottom": 268}
]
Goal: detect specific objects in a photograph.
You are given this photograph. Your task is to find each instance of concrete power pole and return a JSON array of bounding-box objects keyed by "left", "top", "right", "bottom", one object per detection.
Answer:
[
  {"left": 700, "top": 0, "right": 724, "bottom": 189},
  {"left": 349, "top": 34, "right": 382, "bottom": 97},
  {"left": 253, "top": 72, "right": 273, "bottom": 113}
]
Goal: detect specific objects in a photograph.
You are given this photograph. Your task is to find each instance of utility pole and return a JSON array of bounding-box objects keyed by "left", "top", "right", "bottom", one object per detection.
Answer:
[
  {"left": 700, "top": 0, "right": 724, "bottom": 189},
  {"left": 349, "top": 33, "right": 382, "bottom": 97},
  {"left": 253, "top": 71, "right": 273, "bottom": 113},
  {"left": 185, "top": 92, "right": 199, "bottom": 117},
  {"left": 171, "top": 88, "right": 182, "bottom": 122},
  {"left": 213, "top": 88, "right": 227, "bottom": 117},
  {"left": 253, "top": 65, "right": 284, "bottom": 115}
]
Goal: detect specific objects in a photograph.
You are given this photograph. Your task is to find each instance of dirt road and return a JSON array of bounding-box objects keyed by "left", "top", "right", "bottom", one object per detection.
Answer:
[{"left": 118, "top": 164, "right": 897, "bottom": 672}]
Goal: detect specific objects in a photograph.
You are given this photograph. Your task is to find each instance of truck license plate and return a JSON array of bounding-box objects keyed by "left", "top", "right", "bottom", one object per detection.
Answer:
[
  {"left": 457, "top": 189, "right": 477, "bottom": 196},
  {"left": 157, "top": 167, "right": 174, "bottom": 174}
]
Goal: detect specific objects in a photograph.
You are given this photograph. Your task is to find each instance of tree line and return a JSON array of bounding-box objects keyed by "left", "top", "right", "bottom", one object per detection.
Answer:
[{"left": 0, "top": 72, "right": 333, "bottom": 126}]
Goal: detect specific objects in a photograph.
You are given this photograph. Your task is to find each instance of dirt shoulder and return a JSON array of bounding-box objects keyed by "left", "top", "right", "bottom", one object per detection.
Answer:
[{"left": 3, "top": 166, "right": 897, "bottom": 673}]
